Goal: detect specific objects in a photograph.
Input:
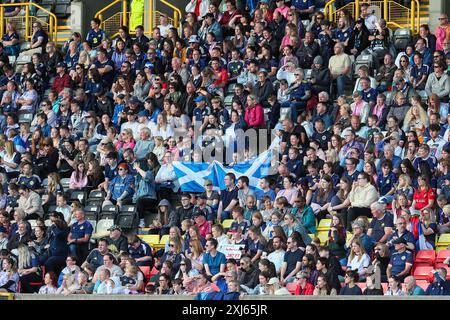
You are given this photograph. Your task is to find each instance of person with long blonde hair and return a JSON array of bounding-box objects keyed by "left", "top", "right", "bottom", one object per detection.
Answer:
[
  {"left": 402, "top": 95, "right": 429, "bottom": 142},
  {"left": 346, "top": 239, "right": 371, "bottom": 279},
  {"left": 17, "top": 244, "right": 41, "bottom": 293},
  {"left": 0, "top": 258, "right": 19, "bottom": 293},
  {"left": 1, "top": 140, "right": 20, "bottom": 179}
]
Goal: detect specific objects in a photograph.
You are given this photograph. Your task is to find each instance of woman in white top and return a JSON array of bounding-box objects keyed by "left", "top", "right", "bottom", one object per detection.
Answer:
[
  {"left": 16, "top": 79, "right": 38, "bottom": 113},
  {"left": 38, "top": 272, "right": 58, "bottom": 294},
  {"left": 346, "top": 239, "right": 371, "bottom": 279},
  {"left": 384, "top": 275, "right": 405, "bottom": 296},
  {"left": 276, "top": 176, "right": 298, "bottom": 206},
  {"left": 150, "top": 113, "right": 174, "bottom": 140},
  {"left": 1, "top": 141, "right": 21, "bottom": 180}
]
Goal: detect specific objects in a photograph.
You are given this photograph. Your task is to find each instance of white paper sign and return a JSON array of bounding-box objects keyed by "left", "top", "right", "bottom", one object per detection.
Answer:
[{"left": 222, "top": 245, "right": 244, "bottom": 259}]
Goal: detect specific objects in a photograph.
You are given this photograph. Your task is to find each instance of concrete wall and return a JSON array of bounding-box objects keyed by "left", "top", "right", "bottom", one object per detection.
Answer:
[{"left": 429, "top": 0, "right": 447, "bottom": 31}]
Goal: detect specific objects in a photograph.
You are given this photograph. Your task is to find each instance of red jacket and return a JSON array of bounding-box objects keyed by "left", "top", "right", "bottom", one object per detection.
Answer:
[
  {"left": 244, "top": 103, "right": 265, "bottom": 128},
  {"left": 294, "top": 282, "right": 314, "bottom": 295},
  {"left": 52, "top": 73, "right": 71, "bottom": 94}
]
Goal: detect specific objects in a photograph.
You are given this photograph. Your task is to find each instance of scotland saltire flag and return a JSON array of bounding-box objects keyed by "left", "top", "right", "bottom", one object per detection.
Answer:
[{"left": 173, "top": 150, "right": 273, "bottom": 192}]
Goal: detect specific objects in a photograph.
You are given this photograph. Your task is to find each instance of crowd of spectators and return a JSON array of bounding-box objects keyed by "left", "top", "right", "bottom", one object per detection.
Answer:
[{"left": 0, "top": 0, "right": 449, "bottom": 298}]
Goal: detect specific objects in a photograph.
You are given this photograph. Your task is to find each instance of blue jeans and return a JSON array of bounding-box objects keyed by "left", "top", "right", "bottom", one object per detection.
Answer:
[
  {"left": 280, "top": 100, "right": 306, "bottom": 123},
  {"left": 335, "top": 75, "right": 350, "bottom": 97}
]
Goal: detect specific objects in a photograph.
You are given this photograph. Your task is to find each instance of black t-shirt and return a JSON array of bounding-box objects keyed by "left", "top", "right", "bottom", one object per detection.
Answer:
[
  {"left": 220, "top": 187, "right": 238, "bottom": 211},
  {"left": 369, "top": 213, "right": 394, "bottom": 243},
  {"left": 283, "top": 248, "right": 304, "bottom": 278}
]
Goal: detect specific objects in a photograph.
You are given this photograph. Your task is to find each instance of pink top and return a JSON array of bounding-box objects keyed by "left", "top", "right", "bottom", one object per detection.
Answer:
[
  {"left": 435, "top": 26, "right": 447, "bottom": 51},
  {"left": 69, "top": 172, "right": 88, "bottom": 189},
  {"left": 274, "top": 7, "right": 289, "bottom": 19},
  {"left": 244, "top": 104, "right": 265, "bottom": 127},
  {"left": 115, "top": 139, "right": 136, "bottom": 151},
  {"left": 280, "top": 35, "right": 292, "bottom": 49}
]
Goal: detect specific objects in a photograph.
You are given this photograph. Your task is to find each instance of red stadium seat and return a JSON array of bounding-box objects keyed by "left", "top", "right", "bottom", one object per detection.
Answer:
[
  {"left": 357, "top": 282, "right": 367, "bottom": 291},
  {"left": 413, "top": 266, "right": 434, "bottom": 280},
  {"left": 381, "top": 283, "right": 388, "bottom": 293},
  {"left": 415, "top": 280, "right": 429, "bottom": 290},
  {"left": 414, "top": 250, "right": 436, "bottom": 265},
  {"left": 139, "top": 266, "right": 152, "bottom": 282},
  {"left": 286, "top": 282, "right": 296, "bottom": 294},
  {"left": 436, "top": 250, "right": 450, "bottom": 264}
]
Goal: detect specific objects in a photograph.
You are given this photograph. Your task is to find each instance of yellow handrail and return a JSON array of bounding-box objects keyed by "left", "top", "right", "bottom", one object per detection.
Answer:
[
  {"left": 159, "top": 0, "right": 182, "bottom": 28},
  {"left": 324, "top": 0, "right": 334, "bottom": 21},
  {"left": 0, "top": 2, "right": 58, "bottom": 42},
  {"left": 95, "top": 0, "right": 126, "bottom": 23}
]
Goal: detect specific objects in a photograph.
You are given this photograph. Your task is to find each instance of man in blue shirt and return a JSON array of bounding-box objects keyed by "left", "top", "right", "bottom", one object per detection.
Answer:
[
  {"left": 218, "top": 173, "right": 239, "bottom": 221},
  {"left": 86, "top": 18, "right": 106, "bottom": 48},
  {"left": 17, "top": 161, "right": 42, "bottom": 192},
  {"left": 67, "top": 209, "right": 93, "bottom": 262},
  {"left": 107, "top": 162, "right": 135, "bottom": 206},
  {"left": 192, "top": 95, "right": 211, "bottom": 125},
  {"left": 386, "top": 217, "right": 415, "bottom": 253},
  {"left": 128, "top": 235, "right": 153, "bottom": 267},
  {"left": 292, "top": 0, "right": 315, "bottom": 20},
  {"left": 360, "top": 77, "right": 378, "bottom": 108},
  {"left": 410, "top": 52, "right": 430, "bottom": 91},
  {"left": 203, "top": 238, "right": 227, "bottom": 276},
  {"left": 386, "top": 237, "right": 413, "bottom": 282}
]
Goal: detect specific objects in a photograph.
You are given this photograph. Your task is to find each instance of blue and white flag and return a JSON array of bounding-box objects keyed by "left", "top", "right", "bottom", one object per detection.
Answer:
[
  {"left": 173, "top": 150, "right": 273, "bottom": 192},
  {"left": 417, "top": 221, "right": 434, "bottom": 250}
]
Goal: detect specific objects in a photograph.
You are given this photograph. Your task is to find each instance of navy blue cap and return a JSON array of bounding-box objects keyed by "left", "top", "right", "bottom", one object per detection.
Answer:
[{"left": 137, "top": 109, "right": 149, "bottom": 117}]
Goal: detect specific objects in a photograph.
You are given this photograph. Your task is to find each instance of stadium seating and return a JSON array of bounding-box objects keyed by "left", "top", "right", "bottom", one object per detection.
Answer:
[
  {"left": 415, "top": 280, "right": 429, "bottom": 291},
  {"left": 437, "top": 234, "right": 450, "bottom": 247},
  {"left": 414, "top": 250, "right": 436, "bottom": 266},
  {"left": 317, "top": 219, "right": 331, "bottom": 232},
  {"left": 317, "top": 232, "right": 329, "bottom": 245},
  {"left": 436, "top": 250, "right": 450, "bottom": 264},
  {"left": 413, "top": 265, "right": 434, "bottom": 280},
  {"left": 138, "top": 235, "right": 160, "bottom": 247},
  {"left": 222, "top": 219, "right": 234, "bottom": 230}
]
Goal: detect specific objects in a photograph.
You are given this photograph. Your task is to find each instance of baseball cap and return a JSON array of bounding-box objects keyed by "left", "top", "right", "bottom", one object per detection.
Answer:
[
  {"left": 56, "top": 62, "right": 66, "bottom": 68},
  {"left": 392, "top": 237, "right": 407, "bottom": 245},
  {"left": 274, "top": 123, "right": 284, "bottom": 131},
  {"left": 144, "top": 61, "right": 154, "bottom": 69},
  {"left": 204, "top": 179, "right": 213, "bottom": 186},
  {"left": 267, "top": 277, "right": 280, "bottom": 285},
  {"left": 194, "top": 95, "right": 206, "bottom": 103},
  {"left": 117, "top": 163, "right": 128, "bottom": 170},
  {"left": 193, "top": 210, "right": 206, "bottom": 218},
  {"left": 137, "top": 110, "right": 149, "bottom": 117},
  {"left": 189, "top": 35, "right": 200, "bottom": 43},
  {"left": 108, "top": 225, "right": 122, "bottom": 232}
]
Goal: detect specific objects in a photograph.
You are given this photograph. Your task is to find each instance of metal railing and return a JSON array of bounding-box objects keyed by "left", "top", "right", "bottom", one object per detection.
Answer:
[
  {"left": 324, "top": 0, "right": 420, "bottom": 34},
  {"left": 95, "top": 0, "right": 182, "bottom": 38},
  {"left": 0, "top": 2, "right": 57, "bottom": 42}
]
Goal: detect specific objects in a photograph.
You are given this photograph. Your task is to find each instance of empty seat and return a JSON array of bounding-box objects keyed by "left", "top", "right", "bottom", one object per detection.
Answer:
[
  {"left": 414, "top": 250, "right": 436, "bottom": 265},
  {"left": 139, "top": 266, "right": 152, "bottom": 282},
  {"left": 436, "top": 250, "right": 450, "bottom": 264},
  {"left": 413, "top": 266, "right": 434, "bottom": 280},
  {"left": 381, "top": 283, "right": 388, "bottom": 293},
  {"left": 393, "top": 28, "right": 412, "bottom": 51},
  {"left": 84, "top": 205, "right": 101, "bottom": 215},
  {"left": 138, "top": 234, "right": 160, "bottom": 247},
  {"left": 317, "top": 219, "right": 331, "bottom": 231},
  {"left": 69, "top": 190, "right": 86, "bottom": 205},
  {"left": 92, "top": 218, "right": 114, "bottom": 238},
  {"left": 437, "top": 234, "right": 450, "bottom": 246},
  {"left": 89, "top": 190, "right": 106, "bottom": 200},
  {"left": 98, "top": 211, "right": 115, "bottom": 220},
  {"left": 60, "top": 178, "right": 70, "bottom": 190},
  {"left": 224, "top": 95, "right": 234, "bottom": 108},
  {"left": 28, "top": 220, "right": 37, "bottom": 228},
  {"left": 44, "top": 219, "right": 52, "bottom": 227},
  {"left": 115, "top": 211, "right": 137, "bottom": 230},
  {"left": 84, "top": 211, "right": 97, "bottom": 222},
  {"left": 120, "top": 205, "right": 137, "bottom": 213},
  {"left": 102, "top": 205, "right": 118, "bottom": 213},
  {"left": 317, "top": 232, "right": 329, "bottom": 245},
  {"left": 222, "top": 219, "right": 234, "bottom": 230}
]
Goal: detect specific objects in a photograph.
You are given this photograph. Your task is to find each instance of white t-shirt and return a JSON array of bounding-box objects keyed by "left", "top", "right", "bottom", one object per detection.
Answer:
[{"left": 347, "top": 253, "right": 371, "bottom": 275}]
